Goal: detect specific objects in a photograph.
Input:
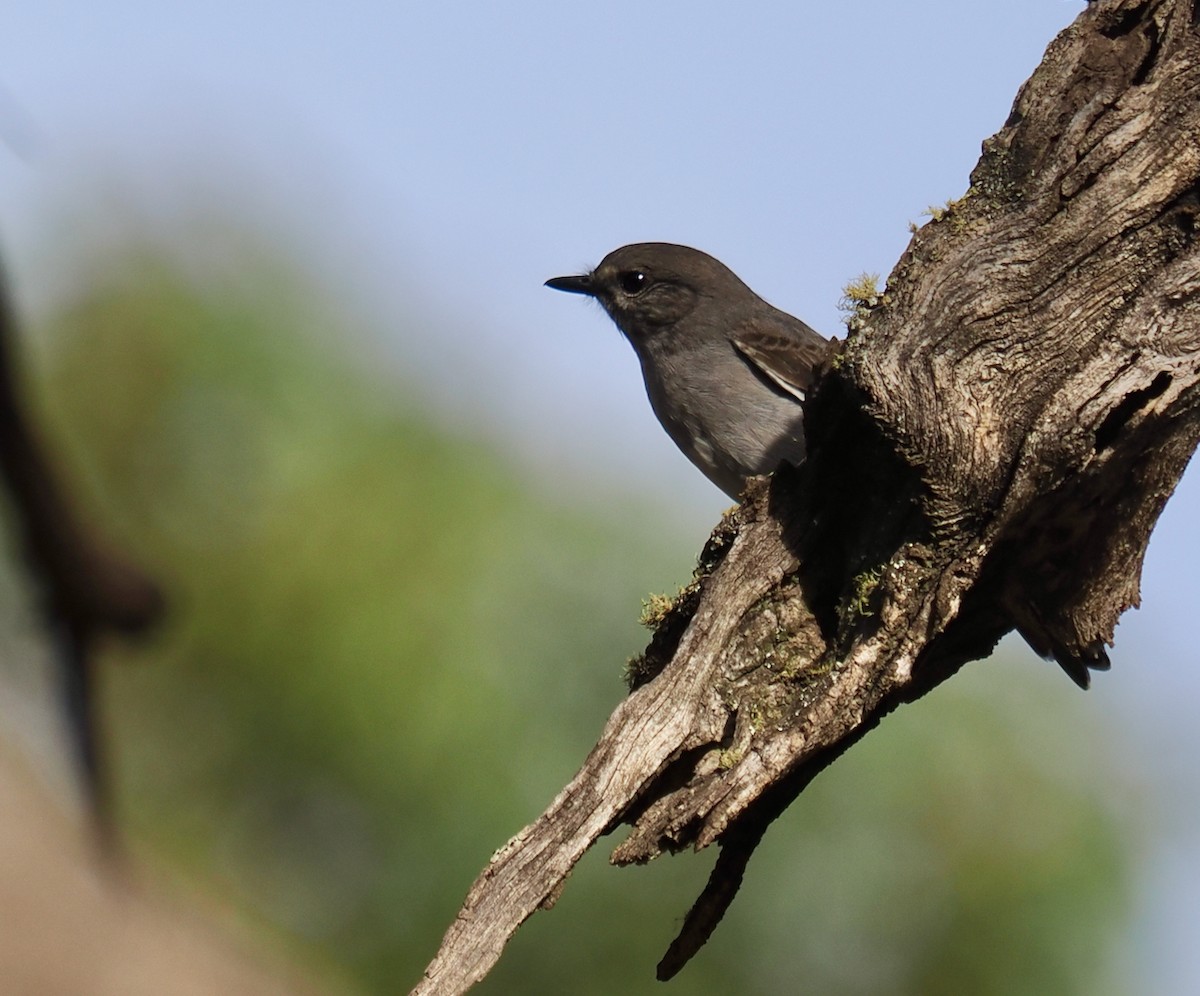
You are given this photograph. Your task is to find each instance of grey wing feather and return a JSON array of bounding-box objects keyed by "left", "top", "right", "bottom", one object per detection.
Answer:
[{"left": 732, "top": 314, "right": 829, "bottom": 402}]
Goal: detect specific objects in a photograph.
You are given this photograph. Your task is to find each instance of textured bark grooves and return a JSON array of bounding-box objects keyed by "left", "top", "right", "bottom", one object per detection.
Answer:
[{"left": 414, "top": 2, "right": 1200, "bottom": 991}]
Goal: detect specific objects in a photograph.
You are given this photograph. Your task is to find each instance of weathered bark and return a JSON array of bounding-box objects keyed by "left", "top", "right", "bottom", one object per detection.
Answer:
[{"left": 415, "top": 1, "right": 1200, "bottom": 991}]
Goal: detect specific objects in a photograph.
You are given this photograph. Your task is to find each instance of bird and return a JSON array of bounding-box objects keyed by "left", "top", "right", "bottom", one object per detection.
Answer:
[{"left": 546, "top": 243, "right": 831, "bottom": 499}]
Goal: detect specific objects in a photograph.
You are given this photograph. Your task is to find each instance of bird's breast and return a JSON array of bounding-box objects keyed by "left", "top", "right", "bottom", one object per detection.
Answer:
[{"left": 637, "top": 344, "right": 806, "bottom": 498}]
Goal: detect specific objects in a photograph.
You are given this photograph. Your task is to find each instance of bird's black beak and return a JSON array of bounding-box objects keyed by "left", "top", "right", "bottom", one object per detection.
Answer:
[{"left": 545, "top": 273, "right": 594, "bottom": 296}]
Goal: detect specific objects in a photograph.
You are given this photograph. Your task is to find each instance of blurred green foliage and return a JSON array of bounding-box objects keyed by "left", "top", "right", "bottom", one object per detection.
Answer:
[{"left": 14, "top": 226, "right": 1135, "bottom": 994}]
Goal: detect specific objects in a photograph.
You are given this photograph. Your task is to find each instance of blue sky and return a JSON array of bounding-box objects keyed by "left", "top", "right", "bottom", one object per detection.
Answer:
[{"left": 3, "top": 1, "right": 1198, "bottom": 990}]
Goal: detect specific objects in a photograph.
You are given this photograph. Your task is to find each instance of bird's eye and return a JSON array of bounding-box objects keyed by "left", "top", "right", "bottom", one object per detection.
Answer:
[{"left": 619, "top": 270, "right": 648, "bottom": 295}]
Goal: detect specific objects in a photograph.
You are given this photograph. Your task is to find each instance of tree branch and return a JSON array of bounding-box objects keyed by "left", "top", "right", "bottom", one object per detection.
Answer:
[
  {"left": 0, "top": 249, "right": 164, "bottom": 841},
  {"left": 415, "top": 1, "right": 1200, "bottom": 991}
]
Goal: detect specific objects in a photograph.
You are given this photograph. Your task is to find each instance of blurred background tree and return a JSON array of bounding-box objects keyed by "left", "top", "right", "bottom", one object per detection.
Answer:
[{"left": 0, "top": 213, "right": 1136, "bottom": 994}]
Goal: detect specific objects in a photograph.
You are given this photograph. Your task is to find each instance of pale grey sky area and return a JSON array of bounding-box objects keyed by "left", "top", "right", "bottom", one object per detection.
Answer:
[{"left": 1, "top": 1, "right": 1197, "bottom": 990}]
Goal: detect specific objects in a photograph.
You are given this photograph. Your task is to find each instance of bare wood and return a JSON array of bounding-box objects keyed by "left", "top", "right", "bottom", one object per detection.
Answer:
[{"left": 415, "top": 1, "right": 1200, "bottom": 991}]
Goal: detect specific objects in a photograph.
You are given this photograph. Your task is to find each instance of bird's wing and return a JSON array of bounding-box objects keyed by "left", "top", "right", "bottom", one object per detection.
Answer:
[{"left": 732, "top": 317, "right": 829, "bottom": 402}]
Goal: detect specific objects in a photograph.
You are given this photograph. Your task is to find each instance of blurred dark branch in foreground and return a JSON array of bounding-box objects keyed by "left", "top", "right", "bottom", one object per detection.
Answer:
[
  {"left": 416, "top": 1, "right": 1200, "bottom": 991},
  {"left": 0, "top": 248, "right": 163, "bottom": 842}
]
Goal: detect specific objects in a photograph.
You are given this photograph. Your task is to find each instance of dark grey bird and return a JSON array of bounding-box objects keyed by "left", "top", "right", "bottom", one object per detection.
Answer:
[{"left": 546, "top": 243, "right": 831, "bottom": 499}]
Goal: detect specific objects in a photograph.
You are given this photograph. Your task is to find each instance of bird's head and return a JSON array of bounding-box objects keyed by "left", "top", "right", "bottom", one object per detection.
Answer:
[{"left": 546, "top": 243, "right": 746, "bottom": 340}]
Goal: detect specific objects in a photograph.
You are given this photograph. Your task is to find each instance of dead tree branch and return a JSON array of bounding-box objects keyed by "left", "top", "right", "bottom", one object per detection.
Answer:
[
  {"left": 0, "top": 250, "right": 163, "bottom": 840},
  {"left": 416, "top": 1, "right": 1200, "bottom": 990}
]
